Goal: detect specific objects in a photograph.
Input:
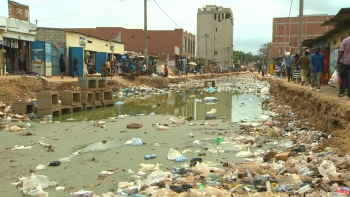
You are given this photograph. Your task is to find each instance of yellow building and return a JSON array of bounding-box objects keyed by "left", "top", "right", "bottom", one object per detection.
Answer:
[{"left": 36, "top": 27, "right": 124, "bottom": 77}]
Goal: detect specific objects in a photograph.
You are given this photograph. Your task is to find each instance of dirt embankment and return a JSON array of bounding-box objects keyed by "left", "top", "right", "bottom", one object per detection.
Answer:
[
  {"left": 0, "top": 73, "right": 231, "bottom": 105},
  {"left": 266, "top": 78, "right": 350, "bottom": 154}
]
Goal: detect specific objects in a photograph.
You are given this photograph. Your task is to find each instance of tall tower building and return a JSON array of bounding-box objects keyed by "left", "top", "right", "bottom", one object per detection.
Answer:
[{"left": 197, "top": 5, "right": 234, "bottom": 71}]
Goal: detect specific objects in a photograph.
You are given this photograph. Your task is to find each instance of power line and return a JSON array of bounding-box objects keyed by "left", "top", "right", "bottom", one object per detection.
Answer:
[
  {"left": 96, "top": 0, "right": 137, "bottom": 26},
  {"left": 37, "top": 0, "right": 127, "bottom": 22},
  {"left": 153, "top": 0, "right": 182, "bottom": 29},
  {"left": 276, "top": 0, "right": 294, "bottom": 54}
]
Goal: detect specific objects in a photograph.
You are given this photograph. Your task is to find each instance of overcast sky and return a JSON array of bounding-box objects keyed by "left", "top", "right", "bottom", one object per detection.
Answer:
[{"left": 0, "top": 0, "right": 348, "bottom": 54}]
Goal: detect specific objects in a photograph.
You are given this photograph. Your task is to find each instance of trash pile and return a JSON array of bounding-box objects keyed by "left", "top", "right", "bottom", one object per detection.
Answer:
[{"left": 8, "top": 74, "right": 350, "bottom": 197}]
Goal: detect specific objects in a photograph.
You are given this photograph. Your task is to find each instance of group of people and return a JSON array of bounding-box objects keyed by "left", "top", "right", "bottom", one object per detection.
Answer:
[
  {"left": 283, "top": 48, "right": 328, "bottom": 92},
  {"left": 282, "top": 30, "right": 350, "bottom": 97}
]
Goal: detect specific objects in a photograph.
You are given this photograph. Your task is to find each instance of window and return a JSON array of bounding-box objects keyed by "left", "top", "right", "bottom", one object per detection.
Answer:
[
  {"left": 214, "top": 27, "right": 218, "bottom": 32},
  {"left": 214, "top": 39, "right": 218, "bottom": 44},
  {"left": 214, "top": 51, "right": 218, "bottom": 55},
  {"left": 183, "top": 37, "right": 186, "bottom": 52},
  {"left": 214, "top": 14, "right": 216, "bottom": 20},
  {"left": 88, "top": 40, "right": 92, "bottom": 44}
]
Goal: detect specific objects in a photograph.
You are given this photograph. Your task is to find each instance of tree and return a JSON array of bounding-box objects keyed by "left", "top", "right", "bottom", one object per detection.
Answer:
[{"left": 258, "top": 43, "right": 268, "bottom": 65}]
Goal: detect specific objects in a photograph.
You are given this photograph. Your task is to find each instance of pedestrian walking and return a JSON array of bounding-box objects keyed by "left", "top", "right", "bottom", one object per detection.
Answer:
[
  {"left": 296, "top": 51, "right": 310, "bottom": 86},
  {"left": 257, "top": 61, "right": 262, "bottom": 74},
  {"left": 336, "top": 30, "right": 350, "bottom": 98},
  {"left": 283, "top": 52, "right": 294, "bottom": 82},
  {"left": 59, "top": 54, "right": 66, "bottom": 79},
  {"left": 310, "top": 48, "right": 324, "bottom": 92},
  {"left": 72, "top": 56, "right": 80, "bottom": 78},
  {"left": 293, "top": 54, "right": 301, "bottom": 83}
]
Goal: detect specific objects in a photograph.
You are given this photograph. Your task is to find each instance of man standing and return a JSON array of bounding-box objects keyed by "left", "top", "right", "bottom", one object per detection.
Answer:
[
  {"left": 105, "top": 59, "right": 110, "bottom": 78},
  {"left": 310, "top": 48, "right": 324, "bottom": 92},
  {"left": 72, "top": 56, "right": 80, "bottom": 78},
  {"left": 336, "top": 30, "right": 350, "bottom": 98}
]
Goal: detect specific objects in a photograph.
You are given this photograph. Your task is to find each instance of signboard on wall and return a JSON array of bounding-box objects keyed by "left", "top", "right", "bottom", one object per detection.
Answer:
[
  {"left": 174, "top": 46, "right": 179, "bottom": 55},
  {"left": 8, "top": 0, "right": 29, "bottom": 22},
  {"left": 167, "top": 60, "right": 175, "bottom": 66},
  {"left": 79, "top": 36, "right": 86, "bottom": 47},
  {"left": 330, "top": 49, "right": 338, "bottom": 74},
  {"left": 45, "top": 42, "right": 52, "bottom": 77},
  {"left": 31, "top": 42, "right": 45, "bottom": 76}
]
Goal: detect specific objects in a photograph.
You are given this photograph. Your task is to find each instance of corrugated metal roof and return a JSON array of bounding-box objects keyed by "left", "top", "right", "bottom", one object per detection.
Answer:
[
  {"left": 321, "top": 8, "right": 350, "bottom": 26},
  {"left": 303, "top": 8, "right": 350, "bottom": 47}
]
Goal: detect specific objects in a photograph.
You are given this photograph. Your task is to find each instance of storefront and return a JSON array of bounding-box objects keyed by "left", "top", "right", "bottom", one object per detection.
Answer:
[{"left": 0, "top": 16, "right": 36, "bottom": 75}]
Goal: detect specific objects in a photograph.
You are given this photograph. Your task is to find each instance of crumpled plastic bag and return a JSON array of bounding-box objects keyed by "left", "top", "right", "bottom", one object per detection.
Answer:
[
  {"left": 21, "top": 174, "right": 55, "bottom": 196},
  {"left": 167, "top": 148, "right": 183, "bottom": 160},
  {"left": 138, "top": 163, "right": 163, "bottom": 171},
  {"left": 145, "top": 170, "right": 168, "bottom": 185},
  {"left": 71, "top": 190, "right": 94, "bottom": 197}
]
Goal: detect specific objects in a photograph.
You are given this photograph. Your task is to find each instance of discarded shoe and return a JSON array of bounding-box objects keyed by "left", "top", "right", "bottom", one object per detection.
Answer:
[
  {"left": 48, "top": 161, "right": 61, "bottom": 166},
  {"left": 127, "top": 123, "right": 142, "bottom": 129}
]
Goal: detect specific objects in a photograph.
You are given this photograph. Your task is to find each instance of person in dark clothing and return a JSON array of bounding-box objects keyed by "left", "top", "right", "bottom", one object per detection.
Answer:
[
  {"left": 72, "top": 56, "right": 80, "bottom": 78},
  {"left": 59, "top": 54, "right": 65, "bottom": 79},
  {"left": 257, "top": 61, "right": 262, "bottom": 74}
]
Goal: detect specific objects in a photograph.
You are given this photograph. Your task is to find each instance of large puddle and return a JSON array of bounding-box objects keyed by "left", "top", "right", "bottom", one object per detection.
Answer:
[{"left": 54, "top": 89, "right": 266, "bottom": 123}]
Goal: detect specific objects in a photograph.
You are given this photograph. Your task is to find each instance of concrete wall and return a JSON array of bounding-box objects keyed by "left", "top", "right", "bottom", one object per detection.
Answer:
[
  {"left": 36, "top": 28, "right": 66, "bottom": 44},
  {"left": 328, "top": 28, "right": 350, "bottom": 50}
]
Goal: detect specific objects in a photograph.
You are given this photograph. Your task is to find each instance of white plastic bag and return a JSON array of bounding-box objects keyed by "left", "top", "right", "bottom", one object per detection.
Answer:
[{"left": 328, "top": 70, "right": 339, "bottom": 87}]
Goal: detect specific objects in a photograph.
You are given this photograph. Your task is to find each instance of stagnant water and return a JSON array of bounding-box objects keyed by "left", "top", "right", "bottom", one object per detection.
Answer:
[{"left": 53, "top": 89, "right": 265, "bottom": 123}]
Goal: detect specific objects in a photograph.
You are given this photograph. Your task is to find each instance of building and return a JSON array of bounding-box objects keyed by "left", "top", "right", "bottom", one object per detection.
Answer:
[
  {"left": 0, "top": 16, "right": 37, "bottom": 75},
  {"left": 267, "top": 14, "right": 333, "bottom": 62},
  {"left": 302, "top": 8, "right": 350, "bottom": 74},
  {"left": 68, "top": 27, "right": 195, "bottom": 67},
  {"left": 35, "top": 27, "right": 124, "bottom": 76},
  {"left": 196, "top": 5, "right": 234, "bottom": 71}
]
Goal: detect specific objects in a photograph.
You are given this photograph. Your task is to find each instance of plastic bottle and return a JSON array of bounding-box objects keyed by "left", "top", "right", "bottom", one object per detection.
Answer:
[
  {"left": 245, "top": 168, "right": 252, "bottom": 178},
  {"left": 144, "top": 154, "right": 156, "bottom": 159},
  {"left": 266, "top": 181, "right": 271, "bottom": 192},
  {"left": 298, "top": 184, "right": 311, "bottom": 194},
  {"left": 174, "top": 156, "right": 187, "bottom": 162}
]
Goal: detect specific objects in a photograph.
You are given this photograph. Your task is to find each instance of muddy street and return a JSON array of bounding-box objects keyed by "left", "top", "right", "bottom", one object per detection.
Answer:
[{"left": 1, "top": 73, "right": 350, "bottom": 197}]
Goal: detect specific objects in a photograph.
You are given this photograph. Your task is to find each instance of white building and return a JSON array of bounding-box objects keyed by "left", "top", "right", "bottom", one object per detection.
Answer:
[
  {"left": 0, "top": 16, "right": 37, "bottom": 74},
  {"left": 197, "top": 5, "right": 234, "bottom": 70}
]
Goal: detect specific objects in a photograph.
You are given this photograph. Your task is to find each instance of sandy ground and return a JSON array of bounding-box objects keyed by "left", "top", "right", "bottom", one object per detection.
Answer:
[{"left": 0, "top": 114, "right": 261, "bottom": 196}]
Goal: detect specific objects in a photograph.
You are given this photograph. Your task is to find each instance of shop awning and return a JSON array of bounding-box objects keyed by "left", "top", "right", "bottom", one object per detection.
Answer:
[{"left": 3, "top": 31, "right": 36, "bottom": 41}]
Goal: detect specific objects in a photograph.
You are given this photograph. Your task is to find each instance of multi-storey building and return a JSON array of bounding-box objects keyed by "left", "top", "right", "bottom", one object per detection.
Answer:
[
  {"left": 69, "top": 27, "right": 195, "bottom": 66},
  {"left": 197, "top": 5, "right": 234, "bottom": 70},
  {"left": 267, "top": 14, "right": 333, "bottom": 61}
]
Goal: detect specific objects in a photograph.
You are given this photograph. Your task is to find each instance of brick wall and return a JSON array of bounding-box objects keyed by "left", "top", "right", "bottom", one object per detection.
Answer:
[
  {"left": 269, "top": 15, "right": 333, "bottom": 59},
  {"left": 36, "top": 28, "right": 66, "bottom": 45}
]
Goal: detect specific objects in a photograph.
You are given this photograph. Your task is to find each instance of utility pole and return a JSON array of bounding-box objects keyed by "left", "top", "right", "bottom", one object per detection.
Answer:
[
  {"left": 298, "top": 0, "right": 304, "bottom": 55},
  {"left": 283, "top": 24, "right": 286, "bottom": 54},
  {"left": 144, "top": 0, "right": 148, "bottom": 66},
  {"left": 204, "top": 34, "right": 209, "bottom": 73}
]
